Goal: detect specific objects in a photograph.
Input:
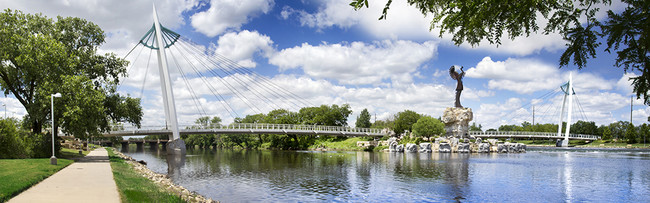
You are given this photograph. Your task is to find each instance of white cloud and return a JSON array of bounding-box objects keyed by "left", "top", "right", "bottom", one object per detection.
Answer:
[
  {"left": 269, "top": 40, "right": 438, "bottom": 85},
  {"left": 190, "top": 0, "right": 274, "bottom": 37},
  {"left": 213, "top": 30, "right": 274, "bottom": 68},
  {"left": 466, "top": 57, "right": 562, "bottom": 93}
]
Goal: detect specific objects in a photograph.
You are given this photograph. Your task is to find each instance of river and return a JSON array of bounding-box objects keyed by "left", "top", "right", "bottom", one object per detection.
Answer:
[{"left": 122, "top": 147, "right": 650, "bottom": 202}]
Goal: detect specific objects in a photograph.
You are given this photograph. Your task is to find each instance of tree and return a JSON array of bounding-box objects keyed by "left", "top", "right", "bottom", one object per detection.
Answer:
[
  {"left": 0, "top": 9, "right": 141, "bottom": 137},
  {"left": 351, "top": 0, "right": 650, "bottom": 105},
  {"left": 639, "top": 124, "right": 648, "bottom": 144},
  {"left": 601, "top": 126, "right": 612, "bottom": 140},
  {"left": 571, "top": 120, "right": 598, "bottom": 135},
  {"left": 625, "top": 123, "right": 637, "bottom": 144},
  {"left": 412, "top": 115, "right": 445, "bottom": 140},
  {"left": 393, "top": 110, "right": 421, "bottom": 135},
  {"left": 469, "top": 122, "right": 482, "bottom": 132},
  {"left": 356, "top": 108, "right": 371, "bottom": 128},
  {"left": 298, "top": 104, "right": 352, "bottom": 126}
]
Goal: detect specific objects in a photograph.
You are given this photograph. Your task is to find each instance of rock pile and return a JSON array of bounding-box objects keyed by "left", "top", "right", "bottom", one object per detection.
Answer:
[{"left": 112, "top": 150, "right": 218, "bottom": 203}]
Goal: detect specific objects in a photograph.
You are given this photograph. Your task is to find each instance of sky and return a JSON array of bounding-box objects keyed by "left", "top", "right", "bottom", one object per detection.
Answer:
[{"left": 1, "top": 0, "right": 648, "bottom": 130}]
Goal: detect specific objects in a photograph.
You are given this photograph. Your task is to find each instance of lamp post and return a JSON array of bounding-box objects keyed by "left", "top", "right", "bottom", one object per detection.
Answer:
[{"left": 50, "top": 93, "right": 61, "bottom": 165}]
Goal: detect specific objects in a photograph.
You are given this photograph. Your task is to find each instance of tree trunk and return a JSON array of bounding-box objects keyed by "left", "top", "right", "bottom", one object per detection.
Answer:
[{"left": 32, "top": 120, "right": 42, "bottom": 135}]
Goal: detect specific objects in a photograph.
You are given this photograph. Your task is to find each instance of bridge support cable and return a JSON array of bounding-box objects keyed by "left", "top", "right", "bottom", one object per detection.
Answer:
[
  {"left": 179, "top": 39, "right": 284, "bottom": 112},
  {"left": 139, "top": 48, "right": 154, "bottom": 99},
  {"left": 117, "top": 43, "right": 146, "bottom": 92},
  {"left": 176, "top": 39, "right": 293, "bottom": 112},
  {"left": 180, "top": 38, "right": 313, "bottom": 110},
  {"left": 173, "top": 41, "right": 265, "bottom": 114},
  {"left": 167, "top": 47, "right": 208, "bottom": 118},
  {"left": 573, "top": 95, "right": 589, "bottom": 122},
  {"left": 499, "top": 88, "right": 562, "bottom": 126},
  {"left": 167, "top": 44, "right": 240, "bottom": 119}
]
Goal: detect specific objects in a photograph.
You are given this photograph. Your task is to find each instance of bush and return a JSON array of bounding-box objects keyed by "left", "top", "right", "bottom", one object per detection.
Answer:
[{"left": 0, "top": 119, "right": 28, "bottom": 158}]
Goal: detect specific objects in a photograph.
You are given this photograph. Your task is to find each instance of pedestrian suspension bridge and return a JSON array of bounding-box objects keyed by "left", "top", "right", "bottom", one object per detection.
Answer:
[{"left": 103, "top": 5, "right": 599, "bottom": 150}]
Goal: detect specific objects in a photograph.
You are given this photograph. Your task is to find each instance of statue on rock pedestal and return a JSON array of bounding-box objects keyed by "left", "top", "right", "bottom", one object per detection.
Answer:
[{"left": 443, "top": 65, "right": 473, "bottom": 139}]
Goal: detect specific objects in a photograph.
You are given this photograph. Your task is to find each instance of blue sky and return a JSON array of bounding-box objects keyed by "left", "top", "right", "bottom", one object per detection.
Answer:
[{"left": 2, "top": 0, "right": 647, "bottom": 130}]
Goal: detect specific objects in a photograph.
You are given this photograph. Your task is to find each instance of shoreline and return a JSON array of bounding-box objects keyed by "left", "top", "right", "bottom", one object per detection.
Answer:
[{"left": 111, "top": 149, "right": 218, "bottom": 203}]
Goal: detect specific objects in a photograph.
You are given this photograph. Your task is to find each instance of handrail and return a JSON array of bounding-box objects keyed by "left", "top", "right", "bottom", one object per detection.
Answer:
[
  {"left": 108, "top": 123, "right": 382, "bottom": 134},
  {"left": 468, "top": 131, "right": 600, "bottom": 140}
]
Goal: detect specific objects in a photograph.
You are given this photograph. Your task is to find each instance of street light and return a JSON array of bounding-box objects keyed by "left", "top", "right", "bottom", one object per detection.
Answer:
[{"left": 50, "top": 93, "right": 61, "bottom": 165}]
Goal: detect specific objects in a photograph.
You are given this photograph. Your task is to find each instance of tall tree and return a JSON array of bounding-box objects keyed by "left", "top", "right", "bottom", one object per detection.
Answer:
[
  {"left": 412, "top": 115, "right": 445, "bottom": 140},
  {"left": 601, "top": 126, "right": 612, "bottom": 140},
  {"left": 351, "top": 0, "right": 650, "bottom": 105},
  {"left": 625, "top": 123, "right": 637, "bottom": 144},
  {"left": 356, "top": 108, "right": 372, "bottom": 128},
  {"left": 393, "top": 110, "right": 421, "bottom": 135},
  {"left": 0, "top": 9, "right": 141, "bottom": 136},
  {"left": 298, "top": 104, "right": 352, "bottom": 126}
]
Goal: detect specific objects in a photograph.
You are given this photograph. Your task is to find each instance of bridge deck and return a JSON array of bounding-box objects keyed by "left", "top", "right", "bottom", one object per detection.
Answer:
[
  {"left": 469, "top": 131, "right": 600, "bottom": 141},
  {"left": 103, "top": 123, "right": 386, "bottom": 137}
]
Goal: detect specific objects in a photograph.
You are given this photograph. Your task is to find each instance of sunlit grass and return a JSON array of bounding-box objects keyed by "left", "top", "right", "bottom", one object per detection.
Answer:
[{"left": 0, "top": 158, "right": 73, "bottom": 202}]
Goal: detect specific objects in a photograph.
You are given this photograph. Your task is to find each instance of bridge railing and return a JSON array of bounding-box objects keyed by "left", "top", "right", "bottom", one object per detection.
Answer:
[
  {"left": 468, "top": 131, "right": 601, "bottom": 140},
  {"left": 109, "top": 123, "right": 383, "bottom": 134}
]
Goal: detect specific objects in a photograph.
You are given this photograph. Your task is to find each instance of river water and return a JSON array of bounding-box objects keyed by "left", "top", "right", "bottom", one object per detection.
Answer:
[{"left": 123, "top": 147, "right": 650, "bottom": 202}]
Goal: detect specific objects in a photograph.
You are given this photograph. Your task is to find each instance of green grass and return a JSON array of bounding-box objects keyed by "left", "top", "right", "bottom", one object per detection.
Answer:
[
  {"left": 310, "top": 137, "right": 373, "bottom": 151},
  {"left": 579, "top": 140, "right": 650, "bottom": 148},
  {"left": 105, "top": 148, "right": 185, "bottom": 203},
  {"left": 0, "top": 158, "right": 73, "bottom": 202}
]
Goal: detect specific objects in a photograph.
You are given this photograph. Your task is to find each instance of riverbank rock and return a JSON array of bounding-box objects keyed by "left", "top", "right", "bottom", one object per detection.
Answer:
[
  {"left": 458, "top": 143, "right": 470, "bottom": 153},
  {"left": 441, "top": 107, "right": 473, "bottom": 139},
  {"left": 478, "top": 143, "right": 490, "bottom": 153},
  {"left": 497, "top": 144, "right": 508, "bottom": 153},
  {"left": 112, "top": 149, "right": 217, "bottom": 203},
  {"left": 419, "top": 143, "right": 432, "bottom": 153},
  {"left": 388, "top": 140, "right": 398, "bottom": 152},
  {"left": 396, "top": 144, "right": 404, "bottom": 152},
  {"left": 439, "top": 143, "right": 451, "bottom": 153},
  {"left": 405, "top": 143, "right": 418, "bottom": 152}
]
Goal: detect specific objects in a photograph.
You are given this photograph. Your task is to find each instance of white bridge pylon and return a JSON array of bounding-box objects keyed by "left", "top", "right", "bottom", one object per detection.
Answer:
[{"left": 557, "top": 73, "right": 574, "bottom": 147}]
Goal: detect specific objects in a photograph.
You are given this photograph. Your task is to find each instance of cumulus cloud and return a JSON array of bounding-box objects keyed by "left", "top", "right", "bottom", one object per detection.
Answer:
[
  {"left": 465, "top": 57, "right": 562, "bottom": 93},
  {"left": 213, "top": 30, "right": 275, "bottom": 68},
  {"left": 190, "top": 0, "right": 274, "bottom": 37},
  {"left": 269, "top": 40, "right": 438, "bottom": 85}
]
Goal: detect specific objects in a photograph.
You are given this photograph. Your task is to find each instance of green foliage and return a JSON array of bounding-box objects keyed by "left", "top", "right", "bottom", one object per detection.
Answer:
[
  {"left": 355, "top": 108, "right": 372, "bottom": 128},
  {"left": 106, "top": 148, "right": 185, "bottom": 203},
  {"left": 0, "top": 9, "right": 141, "bottom": 137},
  {"left": 311, "top": 136, "right": 370, "bottom": 151},
  {"left": 626, "top": 124, "right": 637, "bottom": 144},
  {"left": 298, "top": 104, "right": 352, "bottom": 126},
  {"left": 640, "top": 124, "right": 649, "bottom": 143},
  {"left": 570, "top": 120, "right": 598, "bottom": 135},
  {"left": 371, "top": 119, "right": 393, "bottom": 129},
  {"left": 469, "top": 122, "right": 482, "bottom": 131},
  {"left": 0, "top": 119, "right": 28, "bottom": 158},
  {"left": 0, "top": 158, "right": 73, "bottom": 201},
  {"left": 412, "top": 115, "right": 445, "bottom": 139},
  {"left": 601, "top": 126, "right": 612, "bottom": 140},
  {"left": 393, "top": 110, "right": 421, "bottom": 135},
  {"left": 351, "top": 0, "right": 650, "bottom": 105}
]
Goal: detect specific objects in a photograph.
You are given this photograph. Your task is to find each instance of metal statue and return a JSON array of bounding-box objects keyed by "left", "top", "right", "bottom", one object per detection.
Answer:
[{"left": 449, "top": 66, "right": 465, "bottom": 108}]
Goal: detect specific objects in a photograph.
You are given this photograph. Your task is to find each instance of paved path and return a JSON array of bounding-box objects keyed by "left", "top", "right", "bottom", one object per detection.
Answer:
[{"left": 9, "top": 148, "right": 120, "bottom": 203}]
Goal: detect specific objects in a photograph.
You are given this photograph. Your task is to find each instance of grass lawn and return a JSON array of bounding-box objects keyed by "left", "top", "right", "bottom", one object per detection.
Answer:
[
  {"left": 310, "top": 137, "right": 373, "bottom": 151},
  {"left": 105, "top": 148, "right": 185, "bottom": 203},
  {"left": 0, "top": 158, "right": 73, "bottom": 202}
]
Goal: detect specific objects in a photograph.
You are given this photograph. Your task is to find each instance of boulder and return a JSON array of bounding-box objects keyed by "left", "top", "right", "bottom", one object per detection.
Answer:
[
  {"left": 388, "top": 140, "right": 399, "bottom": 152},
  {"left": 458, "top": 143, "right": 470, "bottom": 153},
  {"left": 487, "top": 139, "right": 498, "bottom": 146},
  {"left": 419, "top": 143, "right": 432, "bottom": 153},
  {"left": 497, "top": 144, "right": 509, "bottom": 153},
  {"left": 507, "top": 142, "right": 517, "bottom": 152},
  {"left": 395, "top": 144, "right": 404, "bottom": 152},
  {"left": 441, "top": 107, "right": 473, "bottom": 139},
  {"left": 478, "top": 143, "right": 490, "bottom": 153},
  {"left": 405, "top": 143, "right": 418, "bottom": 152},
  {"left": 439, "top": 143, "right": 451, "bottom": 153}
]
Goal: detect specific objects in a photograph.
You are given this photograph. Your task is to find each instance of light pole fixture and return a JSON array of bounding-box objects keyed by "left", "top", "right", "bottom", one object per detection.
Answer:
[{"left": 50, "top": 93, "right": 61, "bottom": 165}]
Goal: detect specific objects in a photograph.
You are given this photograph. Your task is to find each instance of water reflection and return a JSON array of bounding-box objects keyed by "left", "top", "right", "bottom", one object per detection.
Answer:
[{"left": 122, "top": 146, "right": 650, "bottom": 202}]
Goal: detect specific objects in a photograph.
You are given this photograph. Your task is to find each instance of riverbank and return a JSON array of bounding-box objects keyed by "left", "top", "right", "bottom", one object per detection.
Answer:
[{"left": 106, "top": 148, "right": 217, "bottom": 203}]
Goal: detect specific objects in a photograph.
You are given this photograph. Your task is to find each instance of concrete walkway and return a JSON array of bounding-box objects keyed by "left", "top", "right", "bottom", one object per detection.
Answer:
[{"left": 9, "top": 148, "right": 120, "bottom": 203}]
